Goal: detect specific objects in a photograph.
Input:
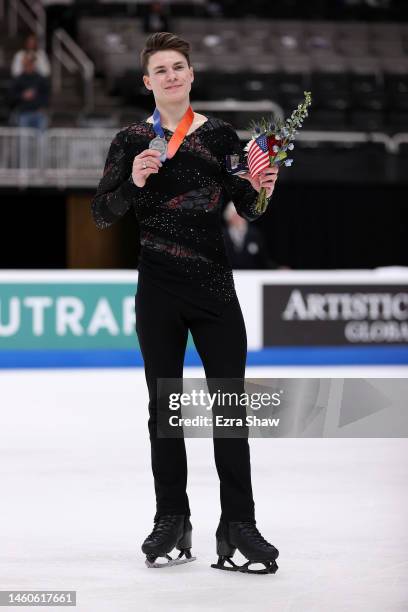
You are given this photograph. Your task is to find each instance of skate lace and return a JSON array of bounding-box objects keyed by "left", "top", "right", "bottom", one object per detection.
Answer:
[
  {"left": 149, "top": 515, "right": 180, "bottom": 539},
  {"left": 238, "top": 522, "right": 272, "bottom": 549}
]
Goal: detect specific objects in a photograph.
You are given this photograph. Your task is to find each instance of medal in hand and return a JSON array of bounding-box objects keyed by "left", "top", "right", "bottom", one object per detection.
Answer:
[{"left": 149, "top": 136, "right": 168, "bottom": 162}]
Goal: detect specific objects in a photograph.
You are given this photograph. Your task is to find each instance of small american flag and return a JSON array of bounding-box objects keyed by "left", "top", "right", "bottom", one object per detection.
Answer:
[{"left": 246, "top": 134, "right": 270, "bottom": 177}]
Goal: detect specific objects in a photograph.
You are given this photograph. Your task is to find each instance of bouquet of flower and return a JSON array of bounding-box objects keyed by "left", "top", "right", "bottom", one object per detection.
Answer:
[{"left": 243, "top": 91, "right": 312, "bottom": 213}]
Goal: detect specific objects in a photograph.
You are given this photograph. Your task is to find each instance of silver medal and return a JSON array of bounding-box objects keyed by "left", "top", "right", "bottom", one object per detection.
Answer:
[{"left": 149, "top": 136, "right": 168, "bottom": 161}]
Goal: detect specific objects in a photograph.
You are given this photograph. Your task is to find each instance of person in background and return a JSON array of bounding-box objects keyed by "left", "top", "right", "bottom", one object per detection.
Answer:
[
  {"left": 11, "top": 33, "right": 51, "bottom": 78},
  {"left": 143, "top": 2, "right": 171, "bottom": 34},
  {"left": 223, "top": 201, "right": 275, "bottom": 269},
  {"left": 11, "top": 54, "right": 49, "bottom": 130}
]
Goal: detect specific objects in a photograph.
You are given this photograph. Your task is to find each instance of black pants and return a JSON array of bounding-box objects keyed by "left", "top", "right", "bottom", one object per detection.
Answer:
[{"left": 135, "top": 275, "right": 255, "bottom": 523}]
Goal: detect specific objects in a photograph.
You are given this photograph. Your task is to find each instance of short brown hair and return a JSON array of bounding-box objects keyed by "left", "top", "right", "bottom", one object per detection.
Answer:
[{"left": 140, "top": 32, "right": 191, "bottom": 75}]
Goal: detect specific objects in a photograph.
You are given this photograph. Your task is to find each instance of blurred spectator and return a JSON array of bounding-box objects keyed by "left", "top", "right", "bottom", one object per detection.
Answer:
[
  {"left": 11, "top": 34, "right": 50, "bottom": 79},
  {"left": 206, "top": 1, "right": 223, "bottom": 17},
  {"left": 143, "top": 2, "right": 171, "bottom": 34},
  {"left": 223, "top": 202, "right": 275, "bottom": 269},
  {"left": 11, "top": 54, "right": 49, "bottom": 130}
]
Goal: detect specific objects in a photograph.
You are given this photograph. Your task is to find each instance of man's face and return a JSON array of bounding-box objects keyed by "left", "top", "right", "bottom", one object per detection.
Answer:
[
  {"left": 229, "top": 212, "right": 247, "bottom": 229},
  {"left": 143, "top": 50, "right": 194, "bottom": 105},
  {"left": 26, "top": 35, "right": 37, "bottom": 51}
]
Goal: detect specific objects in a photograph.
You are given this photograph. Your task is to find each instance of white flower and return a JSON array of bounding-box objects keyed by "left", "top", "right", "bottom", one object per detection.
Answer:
[
  {"left": 288, "top": 143, "right": 294, "bottom": 150},
  {"left": 272, "top": 145, "right": 279, "bottom": 153},
  {"left": 284, "top": 159, "right": 294, "bottom": 166}
]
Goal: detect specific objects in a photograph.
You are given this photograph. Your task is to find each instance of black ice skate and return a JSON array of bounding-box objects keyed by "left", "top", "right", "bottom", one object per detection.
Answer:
[
  {"left": 142, "top": 514, "right": 196, "bottom": 568},
  {"left": 211, "top": 520, "right": 279, "bottom": 574}
]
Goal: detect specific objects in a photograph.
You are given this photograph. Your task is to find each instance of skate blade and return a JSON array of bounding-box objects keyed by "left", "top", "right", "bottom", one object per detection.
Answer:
[
  {"left": 146, "top": 556, "right": 197, "bottom": 569},
  {"left": 211, "top": 563, "right": 240, "bottom": 572},
  {"left": 211, "top": 557, "right": 278, "bottom": 574},
  {"left": 239, "top": 560, "right": 279, "bottom": 574},
  {"left": 211, "top": 556, "right": 240, "bottom": 572}
]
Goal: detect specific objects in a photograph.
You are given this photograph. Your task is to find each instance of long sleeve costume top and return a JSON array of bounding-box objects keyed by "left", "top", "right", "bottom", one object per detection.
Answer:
[{"left": 91, "top": 116, "right": 269, "bottom": 315}]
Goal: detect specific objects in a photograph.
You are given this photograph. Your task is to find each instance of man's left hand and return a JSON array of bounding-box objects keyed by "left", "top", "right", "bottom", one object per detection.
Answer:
[{"left": 239, "top": 166, "right": 279, "bottom": 198}]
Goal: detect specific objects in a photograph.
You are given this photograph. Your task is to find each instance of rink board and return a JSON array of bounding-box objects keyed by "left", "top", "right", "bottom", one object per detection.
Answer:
[{"left": 0, "top": 269, "right": 407, "bottom": 368}]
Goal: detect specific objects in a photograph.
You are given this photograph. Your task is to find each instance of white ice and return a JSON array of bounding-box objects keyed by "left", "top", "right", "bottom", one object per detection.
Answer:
[{"left": 0, "top": 365, "right": 407, "bottom": 612}]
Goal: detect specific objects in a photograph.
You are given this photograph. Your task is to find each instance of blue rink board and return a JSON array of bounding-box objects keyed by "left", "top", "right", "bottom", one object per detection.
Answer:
[{"left": 0, "top": 346, "right": 407, "bottom": 369}]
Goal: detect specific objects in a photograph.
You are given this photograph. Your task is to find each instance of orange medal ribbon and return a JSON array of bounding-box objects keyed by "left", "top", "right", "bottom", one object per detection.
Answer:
[{"left": 157, "top": 106, "right": 194, "bottom": 160}]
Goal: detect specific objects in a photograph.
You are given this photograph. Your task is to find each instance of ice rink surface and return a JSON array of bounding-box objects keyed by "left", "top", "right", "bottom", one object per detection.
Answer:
[{"left": 1, "top": 365, "right": 407, "bottom": 612}]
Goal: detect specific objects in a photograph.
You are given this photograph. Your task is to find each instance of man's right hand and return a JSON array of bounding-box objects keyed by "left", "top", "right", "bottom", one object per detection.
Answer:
[{"left": 132, "top": 149, "right": 163, "bottom": 188}]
